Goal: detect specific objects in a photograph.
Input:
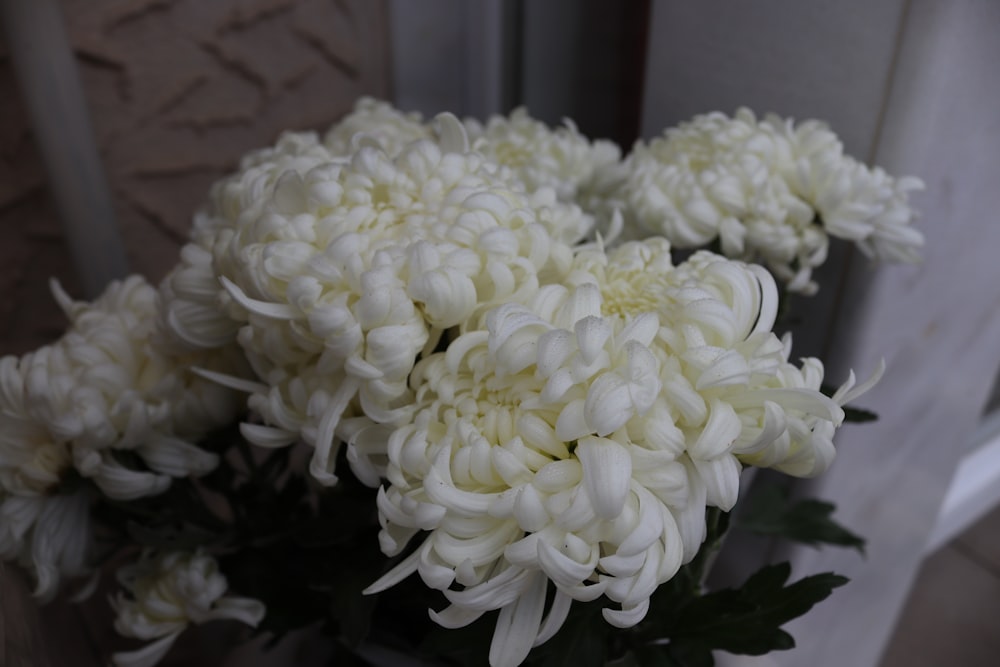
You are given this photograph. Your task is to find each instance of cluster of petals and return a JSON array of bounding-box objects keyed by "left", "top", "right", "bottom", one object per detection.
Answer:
[
  {"left": 183, "top": 115, "right": 588, "bottom": 486},
  {"left": 111, "top": 550, "right": 264, "bottom": 667},
  {"left": 465, "top": 107, "right": 622, "bottom": 241},
  {"left": 157, "top": 131, "right": 341, "bottom": 354},
  {"left": 323, "top": 96, "right": 431, "bottom": 158},
  {"left": 156, "top": 104, "right": 611, "bottom": 489},
  {"left": 620, "top": 108, "right": 924, "bottom": 293},
  {"left": 0, "top": 490, "right": 90, "bottom": 601},
  {"left": 367, "top": 240, "right": 878, "bottom": 665},
  {"left": 0, "top": 277, "right": 243, "bottom": 597},
  {"left": 160, "top": 102, "right": 431, "bottom": 357}
]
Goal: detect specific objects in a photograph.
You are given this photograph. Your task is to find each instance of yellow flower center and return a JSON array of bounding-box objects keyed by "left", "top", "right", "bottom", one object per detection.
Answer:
[
  {"left": 495, "top": 143, "right": 532, "bottom": 169},
  {"left": 599, "top": 270, "right": 673, "bottom": 318}
]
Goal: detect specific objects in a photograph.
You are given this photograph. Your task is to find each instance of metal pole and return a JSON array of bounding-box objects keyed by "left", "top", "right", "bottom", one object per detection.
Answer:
[{"left": 0, "top": 0, "right": 128, "bottom": 298}]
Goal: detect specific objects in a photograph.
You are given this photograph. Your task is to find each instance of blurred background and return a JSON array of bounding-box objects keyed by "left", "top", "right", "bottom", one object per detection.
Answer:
[{"left": 2, "top": 1, "right": 1000, "bottom": 665}]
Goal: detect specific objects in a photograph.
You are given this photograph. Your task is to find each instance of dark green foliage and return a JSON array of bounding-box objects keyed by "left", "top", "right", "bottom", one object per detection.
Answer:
[
  {"left": 420, "top": 610, "right": 497, "bottom": 667},
  {"left": 840, "top": 405, "right": 879, "bottom": 423},
  {"left": 737, "top": 484, "right": 866, "bottom": 553},
  {"left": 643, "top": 563, "right": 847, "bottom": 664},
  {"left": 524, "top": 596, "right": 609, "bottom": 667}
]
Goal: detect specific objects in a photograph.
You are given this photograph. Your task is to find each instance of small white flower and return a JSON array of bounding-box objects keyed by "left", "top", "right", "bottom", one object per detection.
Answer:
[{"left": 111, "top": 550, "right": 265, "bottom": 667}]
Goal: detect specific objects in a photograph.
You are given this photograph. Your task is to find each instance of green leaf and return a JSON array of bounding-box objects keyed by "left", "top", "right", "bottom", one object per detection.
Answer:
[
  {"left": 331, "top": 570, "right": 379, "bottom": 648},
  {"left": 661, "top": 641, "right": 714, "bottom": 667},
  {"left": 419, "top": 611, "right": 496, "bottom": 667},
  {"left": 737, "top": 485, "right": 865, "bottom": 553},
  {"left": 329, "top": 641, "right": 378, "bottom": 666},
  {"left": 662, "top": 563, "right": 848, "bottom": 657},
  {"left": 527, "top": 598, "right": 609, "bottom": 666},
  {"left": 125, "top": 519, "right": 229, "bottom": 551},
  {"left": 842, "top": 406, "right": 878, "bottom": 423},
  {"left": 616, "top": 644, "right": 704, "bottom": 667},
  {"left": 607, "top": 648, "right": 678, "bottom": 667},
  {"left": 686, "top": 508, "right": 731, "bottom": 584},
  {"left": 606, "top": 651, "right": 640, "bottom": 667},
  {"left": 223, "top": 544, "right": 331, "bottom": 641}
]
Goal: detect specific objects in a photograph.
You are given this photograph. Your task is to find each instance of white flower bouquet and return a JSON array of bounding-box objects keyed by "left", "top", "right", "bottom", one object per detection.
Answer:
[{"left": 0, "top": 99, "right": 921, "bottom": 667}]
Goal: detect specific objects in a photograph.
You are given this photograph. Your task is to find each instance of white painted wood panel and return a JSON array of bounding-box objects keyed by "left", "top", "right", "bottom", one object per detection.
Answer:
[
  {"left": 644, "top": 1, "right": 1000, "bottom": 665},
  {"left": 640, "top": 0, "right": 907, "bottom": 155},
  {"left": 774, "top": 3, "right": 1000, "bottom": 664}
]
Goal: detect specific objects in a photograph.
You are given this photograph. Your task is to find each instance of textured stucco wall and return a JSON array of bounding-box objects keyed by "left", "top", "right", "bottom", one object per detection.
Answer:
[
  {"left": 0, "top": 0, "right": 389, "bottom": 355},
  {"left": 0, "top": 3, "right": 389, "bottom": 665}
]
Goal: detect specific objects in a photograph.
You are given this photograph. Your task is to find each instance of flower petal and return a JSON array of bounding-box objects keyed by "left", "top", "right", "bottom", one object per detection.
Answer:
[
  {"left": 576, "top": 436, "right": 631, "bottom": 519},
  {"left": 533, "top": 590, "right": 572, "bottom": 647},
  {"left": 489, "top": 571, "right": 548, "bottom": 667},
  {"left": 602, "top": 598, "right": 649, "bottom": 629},
  {"left": 429, "top": 604, "right": 485, "bottom": 629},
  {"left": 692, "top": 454, "right": 742, "bottom": 511},
  {"left": 689, "top": 399, "right": 741, "bottom": 460}
]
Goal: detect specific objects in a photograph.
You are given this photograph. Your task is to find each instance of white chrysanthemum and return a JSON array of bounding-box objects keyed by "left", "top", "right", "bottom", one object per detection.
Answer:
[
  {"left": 1, "top": 278, "right": 213, "bottom": 500},
  {"left": 324, "top": 97, "right": 431, "bottom": 158},
  {"left": 623, "top": 110, "right": 823, "bottom": 292},
  {"left": 203, "top": 116, "right": 577, "bottom": 486},
  {"left": 622, "top": 109, "right": 923, "bottom": 293},
  {"left": 366, "top": 243, "right": 871, "bottom": 666},
  {"left": 0, "top": 277, "right": 245, "bottom": 596},
  {"left": 159, "top": 107, "right": 426, "bottom": 353},
  {"left": 111, "top": 550, "right": 265, "bottom": 667}
]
